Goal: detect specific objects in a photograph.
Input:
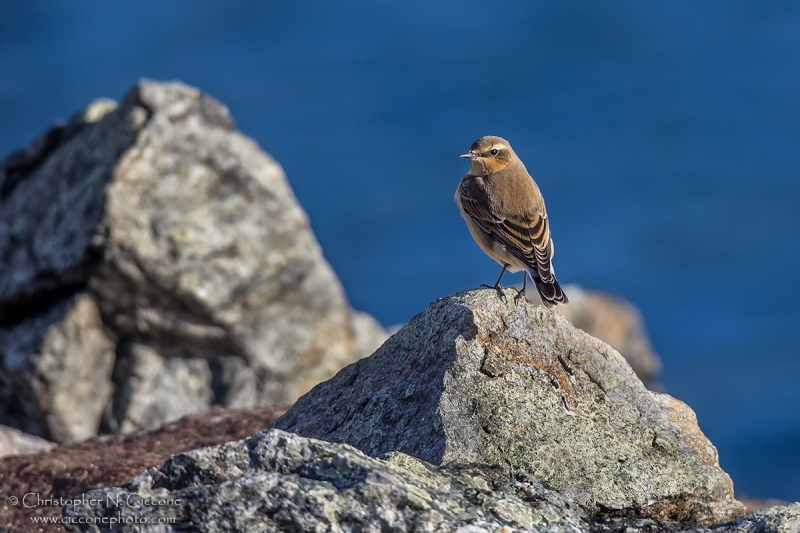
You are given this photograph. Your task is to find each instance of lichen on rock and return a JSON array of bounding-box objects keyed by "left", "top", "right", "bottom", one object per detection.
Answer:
[
  {"left": 63, "top": 428, "right": 592, "bottom": 533},
  {"left": 61, "top": 428, "right": 800, "bottom": 533},
  {"left": 274, "top": 288, "right": 745, "bottom": 525}
]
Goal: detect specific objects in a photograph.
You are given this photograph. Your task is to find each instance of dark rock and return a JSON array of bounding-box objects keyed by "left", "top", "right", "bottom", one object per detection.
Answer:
[
  {"left": 0, "top": 405, "right": 287, "bottom": 533},
  {"left": 273, "top": 288, "right": 744, "bottom": 525},
  {"left": 0, "top": 98, "right": 128, "bottom": 320},
  {"left": 61, "top": 429, "right": 799, "bottom": 533},
  {"left": 63, "top": 428, "right": 593, "bottom": 532},
  {"left": 0, "top": 293, "right": 115, "bottom": 442},
  {"left": 707, "top": 503, "right": 800, "bottom": 532},
  {"left": 0, "top": 81, "right": 388, "bottom": 441}
]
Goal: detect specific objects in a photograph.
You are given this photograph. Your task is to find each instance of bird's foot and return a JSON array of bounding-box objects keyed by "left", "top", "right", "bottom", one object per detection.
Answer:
[
  {"left": 480, "top": 283, "right": 506, "bottom": 303},
  {"left": 514, "top": 287, "right": 527, "bottom": 304}
]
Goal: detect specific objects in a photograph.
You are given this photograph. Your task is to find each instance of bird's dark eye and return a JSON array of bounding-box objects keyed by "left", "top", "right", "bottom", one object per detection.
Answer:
[{"left": 490, "top": 149, "right": 499, "bottom": 156}]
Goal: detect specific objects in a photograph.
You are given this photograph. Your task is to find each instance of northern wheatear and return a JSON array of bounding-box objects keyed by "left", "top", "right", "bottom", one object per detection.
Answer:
[{"left": 455, "top": 136, "right": 568, "bottom": 308}]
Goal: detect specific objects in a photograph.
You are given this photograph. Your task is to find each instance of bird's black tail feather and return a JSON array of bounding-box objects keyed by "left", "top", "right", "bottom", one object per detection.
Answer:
[{"left": 531, "top": 273, "right": 568, "bottom": 308}]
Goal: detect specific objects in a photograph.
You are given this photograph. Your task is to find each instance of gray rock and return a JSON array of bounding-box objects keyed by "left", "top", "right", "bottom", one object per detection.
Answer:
[
  {"left": 419, "top": 283, "right": 661, "bottom": 390},
  {"left": 62, "top": 428, "right": 592, "bottom": 533},
  {"left": 558, "top": 285, "right": 662, "bottom": 390},
  {"left": 108, "top": 342, "right": 214, "bottom": 434},
  {"left": 0, "top": 80, "right": 388, "bottom": 442},
  {"left": 0, "top": 424, "right": 56, "bottom": 458},
  {"left": 0, "top": 293, "right": 115, "bottom": 442},
  {"left": 61, "top": 429, "right": 799, "bottom": 533},
  {"left": 274, "top": 288, "right": 744, "bottom": 525},
  {"left": 523, "top": 284, "right": 662, "bottom": 390},
  {"left": 707, "top": 504, "right": 800, "bottom": 533}
]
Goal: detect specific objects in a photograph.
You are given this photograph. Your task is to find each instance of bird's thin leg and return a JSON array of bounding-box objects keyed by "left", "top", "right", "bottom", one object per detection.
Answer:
[
  {"left": 515, "top": 272, "right": 528, "bottom": 303},
  {"left": 493, "top": 264, "right": 508, "bottom": 288},
  {"left": 481, "top": 264, "right": 508, "bottom": 302},
  {"left": 481, "top": 264, "right": 507, "bottom": 289}
]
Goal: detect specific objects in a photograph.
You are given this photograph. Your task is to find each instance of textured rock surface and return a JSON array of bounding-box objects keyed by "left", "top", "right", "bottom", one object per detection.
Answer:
[
  {"left": 61, "top": 429, "right": 799, "bottom": 533},
  {"left": 711, "top": 503, "right": 800, "bottom": 533},
  {"left": 529, "top": 284, "right": 662, "bottom": 390},
  {"left": 0, "top": 405, "right": 287, "bottom": 533},
  {"left": 274, "top": 288, "right": 744, "bottom": 524},
  {"left": 63, "top": 428, "right": 592, "bottom": 533},
  {"left": 0, "top": 80, "right": 387, "bottom": 441},
  {"left": 0, "top": 424, "right": 55, "bottom": 458}
]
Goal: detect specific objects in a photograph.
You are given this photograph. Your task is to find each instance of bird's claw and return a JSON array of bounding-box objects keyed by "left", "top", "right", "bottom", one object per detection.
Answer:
[
  {"left": 480, "top": 283, "right": 506, "bottom": 303},
  {"left": 514, "top": 288, "right": 526, "bottom": 304}
]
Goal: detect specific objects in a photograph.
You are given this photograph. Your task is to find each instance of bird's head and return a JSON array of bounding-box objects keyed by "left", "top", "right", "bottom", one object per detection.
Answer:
[{"left": 460, "top": 136, "right": 516, "bottom": 174}]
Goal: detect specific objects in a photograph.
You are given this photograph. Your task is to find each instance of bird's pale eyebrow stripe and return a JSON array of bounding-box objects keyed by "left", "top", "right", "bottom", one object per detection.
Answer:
[{"left": 490, "top": 143, "right": 507, "bottom": 151}]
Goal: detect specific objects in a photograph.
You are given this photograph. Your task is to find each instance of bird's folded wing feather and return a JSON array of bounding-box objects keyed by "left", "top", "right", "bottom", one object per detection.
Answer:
[{"left": 460, "top": 185, "right": 555, "bottom": 282}]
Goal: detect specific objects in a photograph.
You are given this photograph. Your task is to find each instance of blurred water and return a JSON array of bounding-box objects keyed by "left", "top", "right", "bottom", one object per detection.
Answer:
[{"left": 1, "top": 0, "right": 799, "bottom": 501}]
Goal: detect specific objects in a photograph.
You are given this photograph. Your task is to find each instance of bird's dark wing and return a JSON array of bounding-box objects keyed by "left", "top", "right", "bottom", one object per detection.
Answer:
[{"left": 459, "top": 180, "right": 554, "bottom": 282}]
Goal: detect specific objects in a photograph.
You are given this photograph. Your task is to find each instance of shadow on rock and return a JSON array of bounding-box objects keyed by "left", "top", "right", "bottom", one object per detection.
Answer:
[{"left": 272, "top": 296, "right": 478, "bottom": 464}]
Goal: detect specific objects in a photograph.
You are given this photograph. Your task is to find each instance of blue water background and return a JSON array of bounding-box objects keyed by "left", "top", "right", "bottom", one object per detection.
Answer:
[{"left": 1, "top": 1, "right": 799, "bottom": 501}]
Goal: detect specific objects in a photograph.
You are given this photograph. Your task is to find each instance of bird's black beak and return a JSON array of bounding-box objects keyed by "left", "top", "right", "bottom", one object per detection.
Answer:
[{"left": 460, "top": 152, "right": 476, "bottom": 160}]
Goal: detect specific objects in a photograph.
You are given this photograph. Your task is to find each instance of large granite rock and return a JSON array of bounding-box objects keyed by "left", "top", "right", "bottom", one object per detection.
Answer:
[
  {"left": 0, "top": 80, "right": 387, "bottom": 442},
  {"left": 62, "top": 429, "right": 799, "bottom": 533},
  {"left": 274, "top": 289, "right": 744, "bottom": 525}
]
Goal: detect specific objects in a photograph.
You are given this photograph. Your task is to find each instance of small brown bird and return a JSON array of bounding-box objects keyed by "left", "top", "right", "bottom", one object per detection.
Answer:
[{"left": 455, "top": 135, "right": 568, "bottom": 308}]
